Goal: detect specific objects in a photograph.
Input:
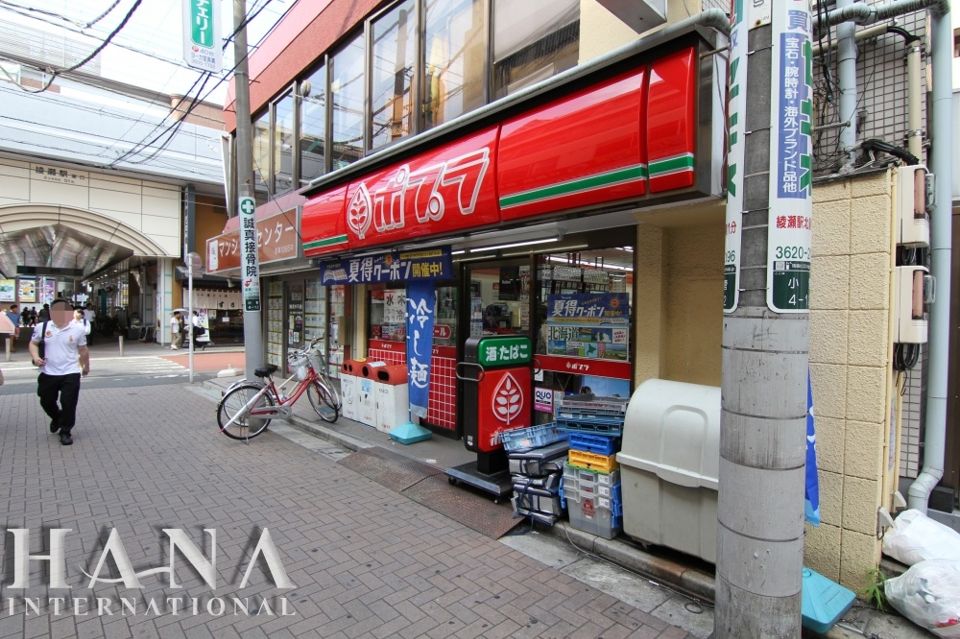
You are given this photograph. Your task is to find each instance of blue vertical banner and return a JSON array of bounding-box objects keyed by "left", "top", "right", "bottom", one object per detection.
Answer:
[
  {"left": 406, "top": 281, "right": 436, "bottom": 419},
  {"left": 805, "top": 370, "right": 821, "bottom": 526}
]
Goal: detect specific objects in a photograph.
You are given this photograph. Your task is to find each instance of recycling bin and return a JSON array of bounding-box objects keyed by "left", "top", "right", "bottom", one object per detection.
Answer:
[
  {"left": 357, "top": 361, "right": 386, "bottom": 427},
  {"left": 616, "top": 379, "right": 719, "bottom": 562},
  {"left": 340, "top": 359, "right": 363, "bottom": 421},
  {"left": 374, "top": 364, "right": 409, "bottom": 433}
]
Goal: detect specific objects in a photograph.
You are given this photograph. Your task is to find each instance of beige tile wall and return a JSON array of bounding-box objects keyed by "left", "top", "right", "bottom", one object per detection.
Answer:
[{"left": 807, "top": 169, "right": 896, "bottom": 593}]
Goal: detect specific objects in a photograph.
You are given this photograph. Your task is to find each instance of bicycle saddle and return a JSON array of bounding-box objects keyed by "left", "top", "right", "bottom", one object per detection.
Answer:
[{"left": 254, "top": 364, "right": 279, "bottom": 378}]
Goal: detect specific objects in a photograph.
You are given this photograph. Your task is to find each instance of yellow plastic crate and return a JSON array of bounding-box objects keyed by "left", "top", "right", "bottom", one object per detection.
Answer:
[{"left": 568, "top": 449, "right": 619, "bottom": 474}]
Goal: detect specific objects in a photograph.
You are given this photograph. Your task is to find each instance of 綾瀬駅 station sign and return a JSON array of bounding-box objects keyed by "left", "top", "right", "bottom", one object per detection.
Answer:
[{"left": 301, "top": 33, "right": 724, "bottom": 259}]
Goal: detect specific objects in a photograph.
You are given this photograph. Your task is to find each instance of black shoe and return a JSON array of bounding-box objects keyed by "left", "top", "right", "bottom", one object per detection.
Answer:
[
  {"left": 59, "top": 432, "right": 73, "bottom": 446},
  {"left": 50, "top": 420, "right": 60, "bottom": 434}
]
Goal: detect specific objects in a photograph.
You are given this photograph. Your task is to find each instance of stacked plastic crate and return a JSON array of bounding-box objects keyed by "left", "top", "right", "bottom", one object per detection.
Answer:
[
  {"left": 502, "top": 424, "right": 568, "bottom": 525},
  {"left": 557, "top": 397, "right": 628, "bottom": 539}
]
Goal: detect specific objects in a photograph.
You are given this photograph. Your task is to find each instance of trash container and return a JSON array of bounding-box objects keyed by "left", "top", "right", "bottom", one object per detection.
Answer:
[
  {"left": 615, "top": 379, "right": 719, "bottom": 562},
  {"left": 357, "top": 361, "right": 386, "bottom": 427},
  {"left": 374, "top": 365, "right": 409, "bottom": 433},
  {"left": 340, "top": 359, "right": 363, "bottom": 421}
]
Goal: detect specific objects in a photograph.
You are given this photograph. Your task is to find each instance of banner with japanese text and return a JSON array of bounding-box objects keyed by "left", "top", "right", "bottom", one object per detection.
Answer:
[
  {"left": 767, "top": 1, "right": 813, "bottom": 312},
  {"left": 546, "top": 293, "right": 630, "bottom": 323},
  {"left": 320, "top": 248, "right": 453, "bottom": 285},
  {"left": 406, "top": 281, "right": 436, "bottom": 419}
]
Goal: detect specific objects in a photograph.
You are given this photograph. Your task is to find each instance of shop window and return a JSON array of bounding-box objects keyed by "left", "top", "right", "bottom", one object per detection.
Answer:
[
  {"left": 299, "top": 63, "right": 327, "bottom": 184},
  {"left": 435, "top": 285, "right": 457, "bottom": 348},
  {"left": 330, "top": 33, "right": 366, "bottom": 170},
  {"left": 252, "top": 110, "right": 270, "bottom": 196},
  {"left": 492, "top": 0, "right": 579, "bottom": 99},
  {"left": 466, "top": 264, "right": 531, "bottom": 339},
  {"left": 273, "top": 91, "right": 295, "bottom": 193},
  {"left": 370, "top": 0, "right": 417, "bottom": 150},
  {"left": 369, "top": 283, "right": 407, "bottom": 342},
  {"left": 422, "top": 0, "right": 486, "bottom": 129}
]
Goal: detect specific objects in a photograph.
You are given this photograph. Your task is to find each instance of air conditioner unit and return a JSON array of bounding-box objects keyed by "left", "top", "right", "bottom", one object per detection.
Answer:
[
  {"left": 896, "top": 166, "right": 930, "bottom": 247},
  {"left": 894, "top": 265, "right": 930, "bottom": 344}
]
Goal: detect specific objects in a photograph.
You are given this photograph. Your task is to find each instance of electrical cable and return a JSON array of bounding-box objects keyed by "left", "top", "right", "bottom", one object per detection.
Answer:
[{"left": 13, "top": 0, "right": 143, "bottom": 94}]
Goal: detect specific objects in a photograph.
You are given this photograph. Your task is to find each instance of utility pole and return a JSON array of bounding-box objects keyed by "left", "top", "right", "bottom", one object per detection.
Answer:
[
  {"left": 232, "top": 0, "right": 263, "bottom": 380},
  {"left": 717, "top": 1, "right": 813, "bottom": 636}
]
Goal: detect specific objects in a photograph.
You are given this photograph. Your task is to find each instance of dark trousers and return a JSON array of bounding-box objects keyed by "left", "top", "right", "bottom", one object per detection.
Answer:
[{"left": 37, "top": 373, "right": 82, "bottom": 433}]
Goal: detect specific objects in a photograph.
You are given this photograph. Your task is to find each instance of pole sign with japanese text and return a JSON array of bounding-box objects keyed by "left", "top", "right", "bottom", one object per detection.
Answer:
[
  {"left": 767, "top": 1, "right": 813, "bottom": 313},
  {"left": 406, "top": 281, "right": 436, "bottom": 419},
  {"left": 182, "top": 0, "right": 222, "bottom": 73},
  {"left": 238, "top": 196, "right": 261, "bottom": 312},
  {"left": 319, "top": 248, "right": 453, "bottom": 285}
]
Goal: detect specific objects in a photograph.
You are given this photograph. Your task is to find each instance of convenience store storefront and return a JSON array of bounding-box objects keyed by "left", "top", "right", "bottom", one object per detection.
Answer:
[{"left": 299, "top": 35, "right": 724, "bottom": 436}]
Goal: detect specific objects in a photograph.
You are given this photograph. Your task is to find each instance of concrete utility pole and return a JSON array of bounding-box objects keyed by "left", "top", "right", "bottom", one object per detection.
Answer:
[
  {"left": 717, "top": 1, "right": 813, "bottom": 636},
  {"left": 232, "top": 0, "right": 263, "bottom": 380}
]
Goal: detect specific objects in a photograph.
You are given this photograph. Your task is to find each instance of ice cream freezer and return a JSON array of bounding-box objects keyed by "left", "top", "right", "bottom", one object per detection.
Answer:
[{"left": 616, "top": 379, "right": 719, "bottom": 563}]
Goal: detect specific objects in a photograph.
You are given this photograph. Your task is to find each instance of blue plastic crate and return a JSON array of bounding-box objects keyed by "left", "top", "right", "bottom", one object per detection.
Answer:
[
  {"left": 501, "top": 423, "right": 567, "bottom": 452},
  {"left": 568, "top": 432, "right": 620, "bottom": 455},
  {"left": 558, "top": 416, "right": 624, "bottom": 437}
]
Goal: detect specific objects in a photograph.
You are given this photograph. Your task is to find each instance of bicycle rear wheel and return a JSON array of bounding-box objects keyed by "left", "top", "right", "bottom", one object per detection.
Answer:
[
  {"left": 307, "top": 380, "right": 339, "bottom": 423},
  {"left": 217, "top": 384, "right": 274, "bottom": 439}
]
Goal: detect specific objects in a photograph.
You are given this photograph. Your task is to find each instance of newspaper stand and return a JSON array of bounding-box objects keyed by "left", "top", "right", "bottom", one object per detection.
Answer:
[{"left": 447, "top": 334, "right": 532, "bottom": 502}]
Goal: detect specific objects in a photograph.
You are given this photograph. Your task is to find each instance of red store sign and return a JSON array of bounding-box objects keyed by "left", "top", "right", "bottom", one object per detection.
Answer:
[
  {"left": 207, "top": 209, "right": 298, "bottom": 273},
  {"left": 303, "top": 47, "right": 699, "bottom": 258}
]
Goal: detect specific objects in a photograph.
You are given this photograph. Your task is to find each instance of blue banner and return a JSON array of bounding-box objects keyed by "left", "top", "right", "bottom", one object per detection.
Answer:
[
  {"left": 805, "top": 370, "right": 821, "bottom": 526},
  {"left": 320, "top": 248, "right": 453, "bottom": 285},
  {"left": 406, "top": 281, "right": 436, "bottom": 419},
  {"left": 546, "top": 293, "right": 630, "bottom": 323}
]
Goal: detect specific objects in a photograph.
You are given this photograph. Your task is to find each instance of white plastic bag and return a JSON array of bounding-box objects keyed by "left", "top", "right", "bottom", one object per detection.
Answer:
[
  {"left": 885, "top": 560, "right": 960, "bottom": 637},
  {"left": 882, "top": 509, "right": 960, "bottom": 566}
]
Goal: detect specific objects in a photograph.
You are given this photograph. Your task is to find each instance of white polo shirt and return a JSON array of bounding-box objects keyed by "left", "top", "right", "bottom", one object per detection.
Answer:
[{"left": 31, "top": 321, "right": 87, "bottom": 376}]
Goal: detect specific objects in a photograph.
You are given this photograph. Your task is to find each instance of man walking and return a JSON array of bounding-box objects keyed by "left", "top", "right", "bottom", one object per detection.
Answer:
[{"left": 28, "top": 299, "right": 90, "bottom": 446}]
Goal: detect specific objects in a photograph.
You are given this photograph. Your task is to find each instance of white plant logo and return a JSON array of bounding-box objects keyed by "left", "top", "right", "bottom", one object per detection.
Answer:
[
  {"left": 347, "top": 183, "right": 373, "bottom": 239},
  {"left": 492, "top": 372, "right": 523, "bottom": 425}
]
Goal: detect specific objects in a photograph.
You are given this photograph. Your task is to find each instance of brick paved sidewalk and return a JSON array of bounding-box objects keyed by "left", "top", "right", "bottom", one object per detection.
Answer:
[{"left": 0, "top": 384, "right": 690, "bottom": 639}]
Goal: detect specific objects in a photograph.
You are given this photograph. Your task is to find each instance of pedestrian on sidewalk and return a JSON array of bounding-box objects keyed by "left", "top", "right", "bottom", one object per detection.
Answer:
[
  {"left": 29, "top": 299, "right": 90, "bottom": 446},
  {"left": 83, "top": 303, "right": 96, "bottom": 346},
  {"left": 170, "top": 311, "right": 183, "bottom": 349}
]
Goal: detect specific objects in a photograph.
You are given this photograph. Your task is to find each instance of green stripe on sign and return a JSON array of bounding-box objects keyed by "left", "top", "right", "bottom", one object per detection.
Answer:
[
  {"left": 304, "top": 235, "right": 348, "bottom": 250},
  {"left": 499, "top": 164, "right": 647, "bottom": 209},
  {"left": 648, "top": 154, "right": 695, "bottom": 177}
]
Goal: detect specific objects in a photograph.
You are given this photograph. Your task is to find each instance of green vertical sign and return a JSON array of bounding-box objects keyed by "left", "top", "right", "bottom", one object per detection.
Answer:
[{"left": 191, "top": 0, "right": 215, "bottom": 46}]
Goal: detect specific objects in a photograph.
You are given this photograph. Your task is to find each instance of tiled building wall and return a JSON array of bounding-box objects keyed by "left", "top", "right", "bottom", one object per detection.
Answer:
[{"left": 806, "top": 169, "right": 896, "bottom": 593}]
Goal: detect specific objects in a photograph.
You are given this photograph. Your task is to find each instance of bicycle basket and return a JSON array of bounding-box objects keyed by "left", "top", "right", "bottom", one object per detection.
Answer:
[{"left": 287, "top": 352, "right": 310, "bottom": 381}]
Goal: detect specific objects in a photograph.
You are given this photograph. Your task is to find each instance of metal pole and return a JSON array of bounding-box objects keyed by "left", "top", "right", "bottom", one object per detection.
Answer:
[
  {"left": 188, "top": 257, "right": 194, "bottom": 384},
  {"left": 233, "top": 0, "right": 263, "bottom": 381},
  {"left": 716, "top": 2, "right": 811, "bottom": 636},
  {"left": 837, "top": 0, "right": 859, "bottom": 166},
  {"left": 5, "top": 335, "right": 10, "bottom": 362}
]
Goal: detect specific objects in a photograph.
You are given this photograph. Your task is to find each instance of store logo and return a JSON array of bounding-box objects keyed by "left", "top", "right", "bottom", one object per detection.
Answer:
[
  {"left": 4, "top": 527, "right": 295, "bottom": 618},
  {"left": 492, "top": 372, "right": 523, "bottom": 425},
  {"left": 348, "top": 149, "right": 490, "bottom": 241}
]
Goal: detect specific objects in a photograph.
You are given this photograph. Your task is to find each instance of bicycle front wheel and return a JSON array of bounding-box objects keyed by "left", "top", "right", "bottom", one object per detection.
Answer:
[
  {"left": 307, "top": 380, "right": 339, "bottom": 423},
  {"left": 217, "top": 384, "right": 274, "bottom": 439}
]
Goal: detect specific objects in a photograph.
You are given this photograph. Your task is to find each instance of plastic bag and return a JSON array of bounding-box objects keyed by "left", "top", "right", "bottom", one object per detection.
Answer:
[
  {"left": 882, "top": 509, "right": 960, "bottom": 566},
  {"left": 885, "top": 560, "right": 960, "bottom": 637}
]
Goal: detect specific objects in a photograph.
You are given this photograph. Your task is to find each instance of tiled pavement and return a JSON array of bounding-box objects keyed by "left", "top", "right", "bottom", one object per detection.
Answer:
[{"left": 0, "top": 383, "right": 690, "bottom": 638}]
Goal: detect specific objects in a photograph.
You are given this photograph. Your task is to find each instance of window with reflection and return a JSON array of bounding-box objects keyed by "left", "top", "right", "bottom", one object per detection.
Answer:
[
  {"left": 330, "top": 33, "right": 365, "bottom": 170},
  {"left": 422, "top": 0, "right": 486, "bottom": 129},
  {"left": 299, "top": 63, "right": 327, "bottom": 185},
  {"left": 252, "top": 110, "right": 270, "bottom": 195},
  {"left": 492, "top": 0, "right": 579, "bottom": 98},
  {"left": 370, "top": 0, "right": 417, "bottom": 150},
  {"left": 273, "top": 91, "right": 295, "bottom": 193}
]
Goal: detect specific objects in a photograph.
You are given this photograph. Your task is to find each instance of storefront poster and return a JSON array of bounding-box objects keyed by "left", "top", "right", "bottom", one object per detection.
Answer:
[
  {"left": 546, "top": 324, "right": 629, "bottom": 361},
  {"left": 0, "top": 279, "right": 15, "bottom": 302},
  {"left": 40, "top": 277, "right": 56, "bottom": 305},
  {"left": 534, "top": 387, "right": 554, "bottom": 414},
  {"left": 18, "top": 279, "right": 36, "bottom": 303},
  {"left": 320, "top": 248, "right": 453, "bottom": 285},
  {"left": 406, "top": 281, "right": 436, "bottom": 419},
  {"left": 547, "top": 293, "right": 629, "bottom": 323}
]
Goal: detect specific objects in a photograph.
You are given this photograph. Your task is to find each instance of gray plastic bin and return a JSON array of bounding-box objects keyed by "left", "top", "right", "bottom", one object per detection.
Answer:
[{"left": 615, "top": 379, "right": 719, "bottom": 563}]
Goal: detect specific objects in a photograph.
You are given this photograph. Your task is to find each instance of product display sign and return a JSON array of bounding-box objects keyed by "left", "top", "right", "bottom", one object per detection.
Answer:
[
  {"left": 320, "top": 248, "right": 453, "bottom": 285},
  {"left": 767, "top": 2, "right": 812, "bottom": 313},
  {"left": 0, "top": 279, "right": 14, "bottom": 302},
  {"left": 546, "top": 324, "right": 629, "bottom": 361},
  {"left": 546, "top": 293, "right": 629, "bottom": 322},
  {"left": 406, "top": 281, "right": 436, "bottom": 418},
  {"left": 18, "top": 279, "right": 36, "bottom": 303},
  {"left": 476, "top": 335, "right": 532, "bottom": 368}
]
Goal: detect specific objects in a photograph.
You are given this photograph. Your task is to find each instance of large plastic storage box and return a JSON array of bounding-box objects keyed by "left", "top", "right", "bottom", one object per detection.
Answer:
[
  {"left": 507, "top": 440, "right": 569, "bottom": 476},
  {"left": 565, "top": 489, "right": 622, "bottom": 539},
  {"left": 340, "top": 359, "right": 363, "bottom": 420},
  {"left": 374, "top": 365, "right": 408, "bottom": 433},
  {"left": 616, "top": 379, "right": 719, "bottom": 562}
]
